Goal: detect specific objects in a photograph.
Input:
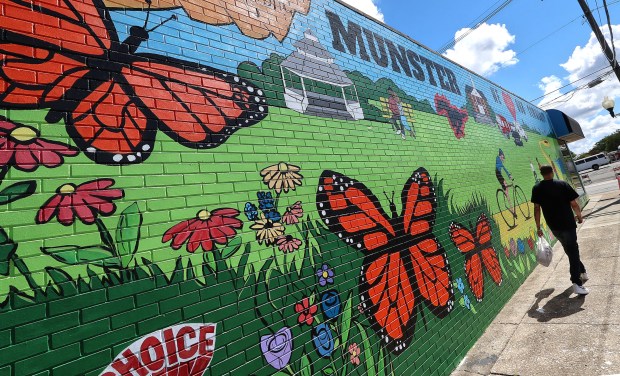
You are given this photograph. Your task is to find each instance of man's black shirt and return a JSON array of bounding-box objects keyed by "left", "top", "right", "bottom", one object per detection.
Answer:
[{"left": 531, "top": 179, "right": 579, "bottom": 230}]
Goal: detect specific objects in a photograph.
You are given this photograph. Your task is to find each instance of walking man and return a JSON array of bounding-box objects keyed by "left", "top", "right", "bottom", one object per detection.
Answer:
[{"left": 531, "top": 165, "right": 588, "bottom": 295}]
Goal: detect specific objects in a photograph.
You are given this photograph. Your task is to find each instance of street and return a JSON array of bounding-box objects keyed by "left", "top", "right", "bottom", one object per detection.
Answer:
[{"left": 580, "top": 160, "right": 620, "bottom": 196}]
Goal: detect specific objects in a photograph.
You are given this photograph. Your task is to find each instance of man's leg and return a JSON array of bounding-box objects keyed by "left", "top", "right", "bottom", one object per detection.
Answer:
[{"left": 552, "top": 228, "right": 586, "bottom": 284}]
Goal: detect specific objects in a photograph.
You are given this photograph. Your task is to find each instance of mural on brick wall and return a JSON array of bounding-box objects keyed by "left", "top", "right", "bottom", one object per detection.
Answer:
[{"left": 0, "top": 0, "right": 574, "bottom": 375}]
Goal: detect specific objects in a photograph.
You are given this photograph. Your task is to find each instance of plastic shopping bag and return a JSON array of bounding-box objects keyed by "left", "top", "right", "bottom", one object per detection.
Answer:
[{"left": 536, "top": 237, "right": 553, "bottom": 267}]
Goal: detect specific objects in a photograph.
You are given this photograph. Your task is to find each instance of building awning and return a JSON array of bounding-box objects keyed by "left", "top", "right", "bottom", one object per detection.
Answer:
[{"left": 546, "top": 109, "right": 585, "bottom": 143}]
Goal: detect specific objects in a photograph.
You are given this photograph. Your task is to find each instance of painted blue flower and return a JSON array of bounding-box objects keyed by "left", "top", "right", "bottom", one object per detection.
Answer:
[
  {"left": 517, "top": 238, "right": 525, "bottom": 254},
  {"left": 257, "top": 191, "right": 275, "bottom": 211},
  {"left": 317, "top": 264, "right": 334, "bottom": 286},
  {"left": 244, "top": 202, "right": 258, "bottom": 221},
  {"left": 312, "top": 323, "right": 334, "bottom": 358},
  {"left": 264, "top": 209, "right": 282, "bottom": 222},
  {"left": 321, "top": 290, "right": 341, "bottom": 319},
  {"left": 456, "top": 277, "right": 465, "bottom": 293},
  {"left": 464, "top": 294, "right": 471, "bottom": 310}
]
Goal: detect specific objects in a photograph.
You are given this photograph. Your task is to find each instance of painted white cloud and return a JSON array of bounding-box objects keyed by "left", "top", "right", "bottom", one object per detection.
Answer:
[
  {"left": 443, "top": 23, "right": 518, "bottom": 77},
  {"left": 339, "top": 0, "right": 385, "bottom": 22},
  {"left": 537, "top": 25, "right": 620, "bottom": 154}
]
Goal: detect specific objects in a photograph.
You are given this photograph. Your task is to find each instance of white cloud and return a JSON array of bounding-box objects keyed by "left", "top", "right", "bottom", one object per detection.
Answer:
[
  {"left": 443, "top": 23, "right": 518, "bottom": 77},
  {"left": 339, "top": 0, "right": 385, "bottom": 22},
  {"left": 536, "top": 25, "right": 620, "bottom": 154}
]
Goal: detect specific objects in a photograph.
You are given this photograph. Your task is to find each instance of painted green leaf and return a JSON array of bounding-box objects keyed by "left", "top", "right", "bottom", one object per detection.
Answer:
[
  {"left": 341, "top": 292, "right": 353, "bottom": 350},
  {"left": 355, "top": 322, "right": 376, "bottom": 376},
  {"left": 41, "top": 245, "right": 120, "bottom": 267},
  {"left": 0, "top": 226, "right": 17, "bottom": 276},
  {"left": 115, "top": 203, "right": 142, "bottom": 268},
  {"left": 377, "top": 346, "right": 386, "bottom": 376},
  {"left": 471, "top": 305, "right": 478, "bottom": 314},
  {"left": 0, "top": 180, "right": 36, "bottom": 205},
  {"left": 300, "top": 354, "right": 311, "bottom": 376},
  {"left": 95, "top": 218, "right": 115, "bottom": 253},
  {"left": 323, "top": 367, "right": 334, "bottom": 375},
  {"left": 220, "top": 236, "right": 242, "bottom": 259}
]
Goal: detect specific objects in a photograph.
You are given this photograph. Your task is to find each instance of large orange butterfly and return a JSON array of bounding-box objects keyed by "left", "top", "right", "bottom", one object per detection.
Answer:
[
  {"left": 316, "top": 168, "right": 454, "bottom": 354},
  {"left": 449, "top": 213, "right": 502, "bottom": 302},
  {"left": 0, "top": 0, "right": 267, "bottom": 164}
]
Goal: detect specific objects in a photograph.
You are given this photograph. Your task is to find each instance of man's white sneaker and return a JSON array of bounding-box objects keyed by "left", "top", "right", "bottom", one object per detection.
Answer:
[
  {"left": 580, "top": 272, "right": 589, "bottom": 283},
  {"left": 573, "top": 283, "right": 589, "bottom": 295}
]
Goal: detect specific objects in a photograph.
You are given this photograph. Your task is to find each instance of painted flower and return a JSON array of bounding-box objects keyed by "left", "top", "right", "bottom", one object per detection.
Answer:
[
  {"left": 317, "top": 263, "right": 334, "bottom": 286},
  {"left": 464, "top": 294, "right": 471, "bottom": 310},
  {"left": 244, "top": 202, "right": 258, "bottom": 221},
  {"left": 509, "top": 238, "right": 517, "bottom": 256},
  {"left": 260, "top": 327, "right": 293, "bottom": 371},
  {"left": 358, "top": 303, "right": 365, "bottom": 314},
  {"left": 263, "top": 209, "right": 281, "bottom": 222},
  {"left": 320, "top": 290, "right": 341, "bottom": 319},
  {"left": 36, "top": 179, "right": 124, "bottom": 226},
  {"left": 276, "top": 235, "right": 302, "bottom": 253},
  {"left": 259, "top": 162, "right": 303, "bottom": 194},
  {"left": 456, "top": 277, "right": 465, "bottom": 293},
  {"left": 282, "top": 201, "right": 303, "bottom": 225},
  {"left": 250, "top": 215, "right": 285, "bottom": 245},
  {"left": 312, "top": 323, "right": 334, "bottom": 358},
  {"left": 504, "top": 246, "right": 510, "bottom": 259},
  {"left": 0, "top": 118, "right": 78, "bottom": 173},
  {"left": 257, "top": 191, "right": 275, "bottom": 211},
  {"left": 348, "top": 343, "right": 361, "bottom": 366},
  {"left": 527, "top": 236, "right": 535, "bottom": 251},
  {"left": 162, "top": 208, "right": 242, "bottom": 253},
  {"left": 517, "top": 238, "right": 525, "bottom": 254},
  {"left": 295, "top": 297, "right": 317, "bottom": 326}
]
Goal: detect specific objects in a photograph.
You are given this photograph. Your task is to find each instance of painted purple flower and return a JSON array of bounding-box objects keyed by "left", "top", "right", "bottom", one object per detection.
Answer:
[
  {"left": 260, "top": 327, "right": 293, "bottom": 371},
  {"left": 317, "top": 263, "right": 334, "bottom": 286}
]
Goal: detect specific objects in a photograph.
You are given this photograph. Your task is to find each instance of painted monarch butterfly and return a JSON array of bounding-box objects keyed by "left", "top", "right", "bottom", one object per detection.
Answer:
[
  {"left": 0, "top": 0, "right": 267, "bottom": 164},
  {"left": 316, "top": 167, "right": 454, "bottom": 354},
  {"left": 449, "top": 213, "right": 502, "bottom": 302}
]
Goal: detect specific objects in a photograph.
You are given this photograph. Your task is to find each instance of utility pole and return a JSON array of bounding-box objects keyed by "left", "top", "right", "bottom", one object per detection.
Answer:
[{"left": 577, "top": 0, "right": 620, "bottom": 83}]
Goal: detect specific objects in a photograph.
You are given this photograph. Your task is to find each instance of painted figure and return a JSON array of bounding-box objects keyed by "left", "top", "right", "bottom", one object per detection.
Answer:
[
  {"left": 530, "top": 159, "right": 540, "bottom": 183},
  {"left": 496, "top": 149, "right": 514, "bottom": 212},
  {"left": 388, "top": 88, "right": 406, "bottom": 139}
]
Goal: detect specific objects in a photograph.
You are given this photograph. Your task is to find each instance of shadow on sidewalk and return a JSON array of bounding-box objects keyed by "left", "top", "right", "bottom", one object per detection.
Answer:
[{"left": 527, "top": 287, "right": 585, "bottom": 322}]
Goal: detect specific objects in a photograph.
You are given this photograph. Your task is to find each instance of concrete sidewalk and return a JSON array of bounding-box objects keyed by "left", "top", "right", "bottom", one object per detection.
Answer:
[{"left": 452, "top": 191, "right": 620, "bottom": 376}]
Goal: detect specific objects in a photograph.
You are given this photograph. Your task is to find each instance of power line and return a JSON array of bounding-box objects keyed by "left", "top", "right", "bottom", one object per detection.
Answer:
[
  {"left": 437, "top": 0, "right": 513, "bottom": 54},
  {"left": 530, "top": 65, "right": 611, "bottom": 103}
]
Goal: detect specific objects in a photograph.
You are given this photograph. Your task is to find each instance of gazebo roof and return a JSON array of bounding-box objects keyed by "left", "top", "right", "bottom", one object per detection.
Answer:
[{"left": 281, "top": 30, "right": 353, "bottom": 86}]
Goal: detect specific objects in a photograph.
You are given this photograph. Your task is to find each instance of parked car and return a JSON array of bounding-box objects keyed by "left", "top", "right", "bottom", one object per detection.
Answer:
[{"left": 574, "top": 153, "right": 611, "bottom": 172}]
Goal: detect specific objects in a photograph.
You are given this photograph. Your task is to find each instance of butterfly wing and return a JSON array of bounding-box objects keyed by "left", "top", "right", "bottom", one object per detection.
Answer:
[
  {"left": 0, "top": 0, "right": 114, "bottom": 107},
  {"left": 476, "top": 213, "right": 502, "bottom": 286},
  {"left": 449, "top": 220, "right": 484, "bottom": 301},
  {"left": 125, "top": 58, "right": 268, "bottom": 149},
  {"left": 66, "top": 74, "right": 157, "bottom": 164},
  {"left": 359, "top": 252, "right": 417, "bottom": 354},
  {"left": 402, "top": 168, "right": 454, "bottom": 316},
  {"left": 316, "top": 170, "right": 396, "bottom": 252}
]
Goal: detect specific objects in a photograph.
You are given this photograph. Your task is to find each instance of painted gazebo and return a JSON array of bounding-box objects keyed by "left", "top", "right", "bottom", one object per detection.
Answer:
[{"left": 280, "top": 30, "right": 364, "bottom": 120}]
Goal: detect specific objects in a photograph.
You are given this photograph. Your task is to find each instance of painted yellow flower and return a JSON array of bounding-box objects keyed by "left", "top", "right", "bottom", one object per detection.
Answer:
[
  {"left": 259, "top": 162, "right": 303, "bottom": 194},
  {"left": 250, "top": 215, "right": 285, "bottom": 245}
]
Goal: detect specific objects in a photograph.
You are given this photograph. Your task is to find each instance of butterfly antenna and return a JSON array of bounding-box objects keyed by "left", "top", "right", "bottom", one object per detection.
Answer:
[
  {"left": 383, "top": 191, "right": 397, "bottom": 218},
  {"left": 146, "top": 14, "right": 178, "bottom": 32},
  {"left": 143, "top": 0, "right": 152, "bottom": 28}
]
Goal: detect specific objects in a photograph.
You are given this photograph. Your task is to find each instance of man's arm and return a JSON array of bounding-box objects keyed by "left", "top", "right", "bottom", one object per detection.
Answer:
[
  {"left": 570, "top": 200, "right": 583, "bottom": 224},
  {"left": 534, "top": 203, "right": 543, "bottom": 236}
]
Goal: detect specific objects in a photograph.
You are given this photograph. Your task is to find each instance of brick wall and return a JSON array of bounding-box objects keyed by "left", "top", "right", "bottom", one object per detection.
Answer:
[{"left": 0, "top": 0, "right": 573, "bottom": 375}]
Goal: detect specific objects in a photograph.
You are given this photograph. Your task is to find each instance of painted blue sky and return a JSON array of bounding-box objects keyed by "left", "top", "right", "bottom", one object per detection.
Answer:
[{"left": 343, "top": 0, "right": 620, "bottom": 154}]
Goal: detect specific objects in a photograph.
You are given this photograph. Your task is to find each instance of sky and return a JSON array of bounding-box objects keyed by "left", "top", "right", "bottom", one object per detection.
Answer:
[{"left": 339, "top": 0, "right": 620, "bottom": 155}]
